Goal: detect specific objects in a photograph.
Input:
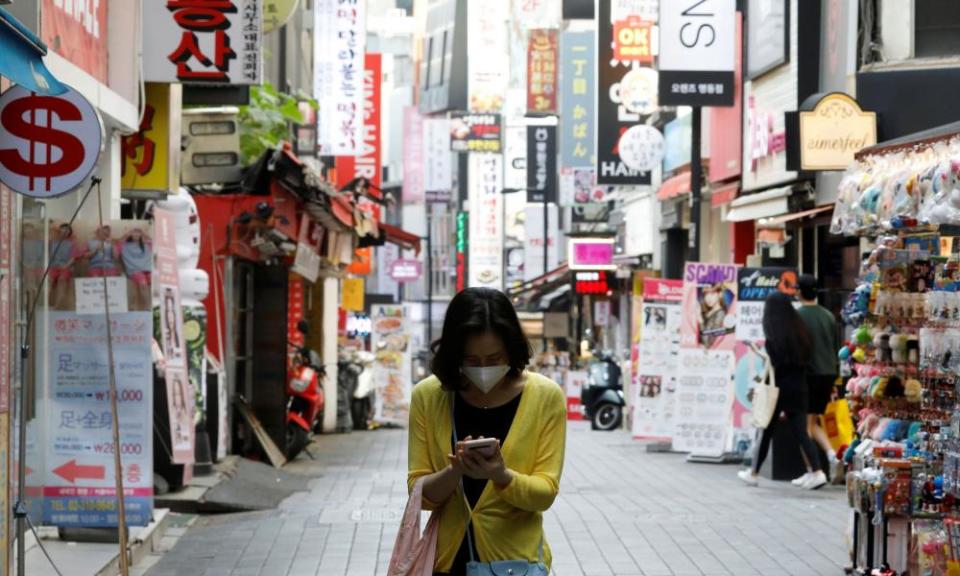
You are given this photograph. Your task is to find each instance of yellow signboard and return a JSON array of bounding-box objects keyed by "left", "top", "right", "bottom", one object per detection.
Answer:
[
  {"left": 263, "top": 0, "right": 300, "bottom": 33},
  {"left": 799, "top": 92, "right": 876, "bottom": 171},
  {"left": 342, "top": 278, "right": 365, "bottom": 312},
  {"left": 121, "top": 83, "right": 182, "bottom": 193}
]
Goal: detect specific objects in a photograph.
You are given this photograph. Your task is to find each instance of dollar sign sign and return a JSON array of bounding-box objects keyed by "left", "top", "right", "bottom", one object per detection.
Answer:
[{"left": 0, "top": 94, "right": 86, "bottom": 194}]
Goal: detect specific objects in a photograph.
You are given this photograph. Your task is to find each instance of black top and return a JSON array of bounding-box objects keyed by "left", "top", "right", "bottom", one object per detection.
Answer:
[
  {"left": 766, "top": 342, "right": 808, "bottom": 413},
  {"left": 441, "top": 390, "right": 522, "bottom": 576}
]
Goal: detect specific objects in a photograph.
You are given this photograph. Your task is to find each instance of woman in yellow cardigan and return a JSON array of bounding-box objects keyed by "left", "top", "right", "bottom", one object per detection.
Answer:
[{"left": 408, "top": 287, "right": 567, "bottom": 576}]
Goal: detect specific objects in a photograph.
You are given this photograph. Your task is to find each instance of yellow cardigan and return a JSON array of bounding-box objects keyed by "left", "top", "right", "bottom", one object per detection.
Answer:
[{"left": 407, "top": 372, "right": 567, "bottom": 572}]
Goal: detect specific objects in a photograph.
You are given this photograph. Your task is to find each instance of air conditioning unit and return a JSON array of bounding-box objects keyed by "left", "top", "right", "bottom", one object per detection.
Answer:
[{"left": 181, "top": 107, "right": 242, "bottom": 186}]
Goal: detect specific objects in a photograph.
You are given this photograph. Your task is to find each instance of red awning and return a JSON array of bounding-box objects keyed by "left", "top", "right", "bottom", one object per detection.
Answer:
[
  {"left": 657, "top": 172, "right": 691, "bottom": 201},
  {"left": 758, "top": 204, "right": 834, "bottom": 227},
  {"left": 381, "top": 223, "right": 422, "bottom": 255},
  {"left": 711, "top": 181, "right": 739, "bottom": 207}
]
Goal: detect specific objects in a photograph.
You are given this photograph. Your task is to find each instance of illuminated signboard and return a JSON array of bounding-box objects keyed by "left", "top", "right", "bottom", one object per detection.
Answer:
[
  {"left": 456, "top": 211, "right": 468, "bottom": 292},
  {"left": 575, "top": 271, "right": 610, "bottom": 295},
  {"left": 568, "top": 238, "right": 616, "bottom": 271}
]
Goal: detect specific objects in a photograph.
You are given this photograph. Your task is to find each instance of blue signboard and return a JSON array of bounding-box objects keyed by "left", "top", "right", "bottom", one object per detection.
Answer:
[
  {"left": 663, "top": 113, "right": 692, "bottom": 174},
  {"left": 559, "top": 30, "right": 595, "bottom": 169}
]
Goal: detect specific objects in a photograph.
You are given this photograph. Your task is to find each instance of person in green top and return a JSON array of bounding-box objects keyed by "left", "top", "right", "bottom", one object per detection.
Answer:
[{"left": 795, "top": 275, "right": 843, "bottom": 485}]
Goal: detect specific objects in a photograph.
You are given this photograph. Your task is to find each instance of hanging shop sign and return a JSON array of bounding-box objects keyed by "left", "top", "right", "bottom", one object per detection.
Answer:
[
  {"left": 450, "top": 112, "right": 503, "bottom": 154},
  {"left": 504, "top": 125, "right": 528, "bottom": 191},
  {"left": 618, "top": 125, "right": 664, "bottom": 173},
  {"left": 524, "top": 204, "right": 560, "bottom": 282},
  {"left": 575, "top": 271, "right": 611, "bottom": 295},
  {"left": 41, "top": 0, "right": 108, "bottom": 83},
  {"left": 402, "top": 107, "right": 425, "bottom": 204},
  {"left": 632, "top": 278, "right": 683, "bottom": 441},
  {"left": 467, "top": 154, "right": 504, "bottom": 289},
  {"left": 571, "top": 167, "right": 614, "bottom": 205},
  {"left": 614, "top": 17, "right": 656, "bottom": 63},
  {"left": 456, "top": 211, "right": 468, "bottom": 293},
  {"left": 527, "top": 29, "right": 559, "bottom": 115},
  {"left": 559, "top": 30, "right": 596, "bottom": 169},
  {"left": 263, "top": 0, "right": 300, "bottom": 33},
  {"left": 292, "top": 100, "right": 318, "bottom": 158},
  {"left": 658, "top": 0, "right": 736, "bottom": 106},
  {"left": 122, "top": 83, "right": 182, "bottom": 195},
  {"left": 0, "top": 85, "right": 102, "bottom": 199},
  {"left": 467, "top": 0, "right": 508, "bottom": 112},
  {"left": 597, "top": 1, "right": 651, "bottom": 185},
  {"left": 793, "top": 92, "right": 877, "bottom": 171},
  {"left": 389, "top": 259, "right": 423, "bottom": 283},
  {"left": 143, "top": 0, "right": 262, "bottom": 85},
  {"left": 292, "top": 214, "right": 323, "bottom": 283},
  {"left": 342, "top": 277, "right": 365, "bottom": 312},
  {"left": 371, "top": 305, "right": 412, "bottom": 424},
  {"left": 314, "top": 0, "right": 365, "bottom": 155},
  {"left": 612, "top": 0, "right": 659, "bottom": 22},
  {"left": 619, "top": 67, "right": 659, "bottom": 116},
  {"left": 568, "top": 237, "right": 616, "bottom": 271},
  {"left": 155, "top": 208, "right": 195, "bottom": 465},
  {"left": 423, "top": 117, "right": 452, "bottom": 195},
  {"left": 526, "top": 125, "right": 557, "bottom": 203}
]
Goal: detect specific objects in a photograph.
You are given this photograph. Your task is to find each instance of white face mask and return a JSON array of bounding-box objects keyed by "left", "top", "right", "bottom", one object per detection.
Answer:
[{"left": 462, "top": 365, "right": 510, "bottom": 394}]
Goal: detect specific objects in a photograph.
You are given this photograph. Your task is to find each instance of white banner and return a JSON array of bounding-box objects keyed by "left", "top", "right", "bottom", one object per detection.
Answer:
[
  {"left": 143, "top": 0, "right": 262, "bottom": 84},
  {"left": 512, "top": 0, "right": 561, "bottom": 29},
  {"left": 467, "top": 0, "right": 509, "bottom": 112},
  {"left": 423, "top": 118, "right": 452, "bottom": 194},
  {"left": 632, "top": 286, "right": 682, "bottom": 441},
  {"left": 468, "top": 154, "right": 504, "bottom": 289},
  {"left": 524, "top": 204, "right": 559, "bottom": 282},
  {"left": 314, "top": 0, "right": 366, "bottom": 155},
  {"left": 503, "top": 124, "right": 527, "bottom": 191},
  {"left": 659, "top": 0, "right": 735, "bottom": 72},
  {"left": 673, "top": 349, "right": 736, "bottom": 456}
]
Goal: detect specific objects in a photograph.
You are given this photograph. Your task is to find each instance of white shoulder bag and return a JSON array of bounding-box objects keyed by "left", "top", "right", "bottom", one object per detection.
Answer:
[{"left": 750, "top": 352, "right": 779, "bottom": 429}]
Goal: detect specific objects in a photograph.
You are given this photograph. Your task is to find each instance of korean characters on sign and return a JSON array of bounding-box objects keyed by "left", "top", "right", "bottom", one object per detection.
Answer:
[
  {"left": 144, "top": 0, "right": 263, "bottom": 84},
  {"left": 527, "top": 29, "right": 558, "bottom": 115},
  {"left": 450, "top": 113, "right": 503, "bottom": 154}
]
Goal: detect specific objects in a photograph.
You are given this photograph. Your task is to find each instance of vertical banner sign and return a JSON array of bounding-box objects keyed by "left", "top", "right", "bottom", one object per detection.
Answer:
[
  {"left": 122, "top": 83, "right": 181, "bottom": 194},
  {"left": 659, "top": 0, "right": 736, "bottom": 106},
  {"left": 423, "top": 118, "right": 452, "bottom": 198},
  {"left": 456, "top": 212, "right": 469, "bottom": 293},
  {"left": 564, "top": 371, "right": 587, "bottom": 421},
  {"left": 154, "top": 209, "right": 194, "bottom": 465},
  {"left": 339, "top": 54, "right": 383, "bottom": 276},
  {"left": 467, "top": 154, "right": 504, "bottom": 289},
  {"left": 513, "top": 0, "right": 561, "bottom": 29},
  {"left": 371, "top": 305, "right": 412, "bottom": 424},
  {"left": 527, "top": 29, "right": 559, "bottom": 114},
  {"left": 524, "top": 204, "right": 560, "bottom": 282},
  {"left": 526, "top": 125, "right": 557, "bottom": 203},
  {"left": 731, "top": 268, "right": 797, "bottom": 453},
  {"left": 143, "top": 0, "right": 262, "bottom": 84},
  {"left": 675, "top": 263, "right": 739, "bottom": 457},
  {"left": 42, "top": 0, "right": 109, "bottom": 83},
  {"left": 402, "top": 107, "right": 425, "bottom": 204},
  {"left": 467, "top": 0, "right": 509, "bottom": 112},
  {"left": 633, "top": 279, "right": 684, "bottom": 441},
  {"left": 503, "top": 125, "right": 528, "bottom": 191},
  {"left": 314, "top": 0, "right": 366, "bottom": 155},
  {"left": 597, "top": 1, "right": 652, "bottom": 185},
  {"left": 559, "top": 30, "right": 596, "bottom": 170}
]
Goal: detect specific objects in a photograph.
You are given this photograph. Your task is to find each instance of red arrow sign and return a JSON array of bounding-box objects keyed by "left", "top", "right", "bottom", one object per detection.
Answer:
[{"left": 52, "top": 460, "right": 105, "bottom": 484}]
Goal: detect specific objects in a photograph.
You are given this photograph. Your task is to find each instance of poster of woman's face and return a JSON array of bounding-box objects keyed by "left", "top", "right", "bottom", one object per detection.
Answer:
[
  {"left": 644, "top": 306, "right": 667, "bottom": 329},
  {"left": 698, "top": 283, "right": 735, "bottom": 348}
]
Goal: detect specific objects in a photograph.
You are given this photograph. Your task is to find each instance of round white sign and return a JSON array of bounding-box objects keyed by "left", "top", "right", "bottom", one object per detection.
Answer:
[
  {"left": 619, "top": 67, "right": 659, "bottom": 115},
  {"left": 0, "top": 85, "right": 102, "bottom": 199},
  {"left": 618, "top": 125, "right": 664, "bottom": 173}
]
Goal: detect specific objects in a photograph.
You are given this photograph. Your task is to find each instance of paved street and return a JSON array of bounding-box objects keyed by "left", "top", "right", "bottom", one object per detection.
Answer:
[{"left": 143, "top": 427, "right": 849, "bottom": 576}]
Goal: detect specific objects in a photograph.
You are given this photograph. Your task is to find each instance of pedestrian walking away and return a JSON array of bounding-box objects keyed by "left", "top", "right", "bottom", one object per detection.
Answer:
[
  {"left": 796, "top": 274, "right": 844, "bottom": 485},
  {"left": 738, "top": 292, "right": 827, "bottom": 490},
  {"left": 404, "top": 288, "right": 567, "bottom": 576}
]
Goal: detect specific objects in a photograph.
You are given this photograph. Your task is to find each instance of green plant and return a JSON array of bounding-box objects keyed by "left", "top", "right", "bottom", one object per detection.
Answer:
[{"left": 237, "top": 82, "right": 318, "bottom": 165}]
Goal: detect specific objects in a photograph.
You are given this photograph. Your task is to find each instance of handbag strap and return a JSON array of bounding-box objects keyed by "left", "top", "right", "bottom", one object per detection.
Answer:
[{"left": 450, "top": 393, "right": 544, "bottom": 565}]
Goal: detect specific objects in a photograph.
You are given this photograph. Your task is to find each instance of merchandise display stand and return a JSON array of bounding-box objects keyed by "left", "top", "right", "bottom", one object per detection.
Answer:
[{"left": 832, "top": 129, "right": 960, "bottom": 576}]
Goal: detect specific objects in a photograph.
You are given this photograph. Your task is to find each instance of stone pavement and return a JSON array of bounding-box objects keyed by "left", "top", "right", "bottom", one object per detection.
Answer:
[{"left": 143, "top": 427, "right": 849, "bottom": 576}]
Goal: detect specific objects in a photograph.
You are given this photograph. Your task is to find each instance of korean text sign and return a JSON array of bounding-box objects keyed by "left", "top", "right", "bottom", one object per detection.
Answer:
[
  {"left": 42, "top": 0, "right": 108, "bottom": 83},
  {"left": 314, "top": 0, "right": 366, "bottom": 155},
  {"left": 143, "top": 0, "right": 263, "bottom": 85},
  {"left": 450, "top": 113, "right": 503, "bottom": 154},
  {"left": 633, "top": 279, "right": 683, "bottom": 442},
  {"left": 467, "top": 154, "right": 504, "bottom": 289},
  {"left": 527, "top": 29, "right": 558, "bottom": 114},
  {"left": 658, "top": 0, "right": 735, "bottom": 106}
]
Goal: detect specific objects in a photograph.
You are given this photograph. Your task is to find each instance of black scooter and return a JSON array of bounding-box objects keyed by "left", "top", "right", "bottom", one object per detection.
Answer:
[{"left": 581, "top": 356, "right": 625, "bottom": 431}]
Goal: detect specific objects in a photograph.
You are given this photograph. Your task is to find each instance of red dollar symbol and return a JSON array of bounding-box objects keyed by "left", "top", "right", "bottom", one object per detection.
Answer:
[{"left": 0, "top": 94, "right": 85, "bottom": 194}]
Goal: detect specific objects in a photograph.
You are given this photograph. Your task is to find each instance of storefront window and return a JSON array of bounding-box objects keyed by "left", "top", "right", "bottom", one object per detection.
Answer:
[{"left": 915, "top": 0, "right": 960, "bottom": 58}]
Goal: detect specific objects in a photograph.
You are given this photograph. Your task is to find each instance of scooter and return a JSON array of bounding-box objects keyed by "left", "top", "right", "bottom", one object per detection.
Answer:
[
  {"left": 581, "top": 355, "right": 625, "bottom": 431},
  {"left": 350, "top": 351, "right": 375, "bottom": 431},
  {"left": 287, "top": 321, "right": 324, "bottom": 460}
]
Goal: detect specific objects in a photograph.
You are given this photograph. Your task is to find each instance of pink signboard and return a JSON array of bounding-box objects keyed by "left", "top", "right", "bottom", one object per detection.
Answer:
[
  {"left": 389, "top": 259, "right": 423, "bottom": 283},
  {"left": 569, "top": 239, "right": 616, "bottom": 270}
]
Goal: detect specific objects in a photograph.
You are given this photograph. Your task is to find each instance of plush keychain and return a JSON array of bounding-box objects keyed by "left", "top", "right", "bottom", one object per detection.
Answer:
[
  {"left": 889, "top": 334, "right": 908, "bottom": 363},
  {"left": 904, "top": 379, "right": 923, "bottom": 403}
]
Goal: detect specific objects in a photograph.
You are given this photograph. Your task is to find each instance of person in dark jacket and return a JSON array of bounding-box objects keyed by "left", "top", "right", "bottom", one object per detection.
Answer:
[{"left": 738, "top": 292, "right": 827, "bottom": 490}]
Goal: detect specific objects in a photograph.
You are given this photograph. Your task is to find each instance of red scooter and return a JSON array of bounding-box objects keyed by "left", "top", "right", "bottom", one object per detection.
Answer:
[{"left": 287, "top": 321, "right": 324, "bottom": 460}]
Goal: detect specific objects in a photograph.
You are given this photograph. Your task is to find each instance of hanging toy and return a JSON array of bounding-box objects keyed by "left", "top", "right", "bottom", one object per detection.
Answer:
[{"left": 904, "top": 379, "right": 922, "bottom": 403}]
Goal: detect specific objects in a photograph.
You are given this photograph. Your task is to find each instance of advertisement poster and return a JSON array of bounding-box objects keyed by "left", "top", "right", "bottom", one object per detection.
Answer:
[
  {"left": 526, "top": 125, "right": 557, "bottom": 203},
  {"left": 597, "top": 1, "right": 652, "bottom": 185},
  {"left": 675, "top": 262, "right": 739, "bottom": 456},
  {"left": 371, "top": 306, "right": 411, "bottom": 425},
  {"left": 450, "top": 113, "right": 503, "bottom": 154},
  {"left": 731, "top": 268, "right": 798, "bottom": 453},
  {"left": 564, "top": 370, "right": 586, "bottom": 421},
  {"left": 527, "top": 29, "right": 558, "bottom": 114},
  {"left": 42, "top": 0, "right": 108, "bottom": 83},
  {"left": 559, "top": 30, "right": 595, "bottom": 169},
  {"left": 467, "top": 0, "right": 509, "bottom": 112},
  {"left": 292, "top": 214, "right": 323, "bottom": 283},
  {"left": 44, "top": 312, "right": 154, "bottom": 527},
  {"left": 154, "top": 208, "right": 194, "bottom": 464},
  {"left": 314, "top": 0, "right": 365, "bottom": 155},
  {"left": 632, "top": 279, "right": 683, "bottom": 441},
  {"left": 402, "top": 107, "right": 425, "bottom": 204},
  {"left": 143, "top": 0, "right": 262, "bottom": 85},
  {"left": 467, "top": 154, "right": 504, "bottom": 289}
]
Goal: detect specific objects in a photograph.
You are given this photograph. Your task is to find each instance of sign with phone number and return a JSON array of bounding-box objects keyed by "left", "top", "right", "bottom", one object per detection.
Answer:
[{"left": 43, "top": 311, "right": 153, "bottom": 527}]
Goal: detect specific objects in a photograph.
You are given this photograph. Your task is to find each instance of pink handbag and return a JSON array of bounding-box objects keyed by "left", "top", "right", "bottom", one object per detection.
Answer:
[{"left": 388, "top": 478, "right": 440, "bottom": 576}]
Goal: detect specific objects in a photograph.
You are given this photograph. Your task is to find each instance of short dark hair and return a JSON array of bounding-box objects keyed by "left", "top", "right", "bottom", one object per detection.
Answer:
[
  {"left": 798, "top": 274, "right": 818, "bottom": 301},
  {"left": 430, "top": 288, "right": 531, "bottom": 390}
]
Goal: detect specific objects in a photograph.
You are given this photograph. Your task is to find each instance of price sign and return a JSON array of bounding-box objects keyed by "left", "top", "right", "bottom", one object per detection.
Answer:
[{"left": 0, "top": 85, "right": 102, "bottom": 198}]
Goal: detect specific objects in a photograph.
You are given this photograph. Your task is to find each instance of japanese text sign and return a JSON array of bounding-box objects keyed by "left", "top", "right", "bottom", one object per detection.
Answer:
[
  {"left": 527, "top": 29, "right": 558, "bottom": 114},
  {"left": 559, "top": 30, "right": 595, "bottom": 169},
  {"left": 314, "top": 0, "right": 366, "bottom": 155},
  {"left": 144, "top": 0, "right": 263, "bottom": 85}
]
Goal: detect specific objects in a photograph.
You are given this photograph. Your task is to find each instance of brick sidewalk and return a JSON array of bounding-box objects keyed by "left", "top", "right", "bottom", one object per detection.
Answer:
[{"left": 144, "top": 427, "right": 848, "bottom": 576}]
